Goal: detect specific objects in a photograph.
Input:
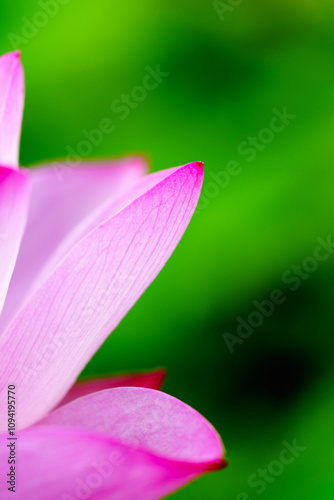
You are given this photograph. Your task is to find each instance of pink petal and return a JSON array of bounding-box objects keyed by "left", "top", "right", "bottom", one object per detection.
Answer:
[
  {"left": 0, "top": 424, "right": 224, "bottom": 500},
  {"left": 0, "top": 157, "right": 147, "bottom": 331},
  {"left": 0, "top": 162, "right": 203, "bottom": 430},
  {"left": 0, "top": 387, "right": 225, "bottom": 499},
  {"left": 0, "top": 167, "right": 29, "bottom": 315},
  {"left": 0, "top": 51, "right": 24, "bottom": 168},
  {"left": 57, "top": 369, "right": 166, "bottom": 408},
  {"left": 40, "top": 387, "right": 224, "bottom": 465}
]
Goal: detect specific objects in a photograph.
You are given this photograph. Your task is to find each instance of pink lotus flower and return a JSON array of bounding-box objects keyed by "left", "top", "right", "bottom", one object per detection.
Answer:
[{"left": 0, "top": 51, "right": 226, "bottom": 499}]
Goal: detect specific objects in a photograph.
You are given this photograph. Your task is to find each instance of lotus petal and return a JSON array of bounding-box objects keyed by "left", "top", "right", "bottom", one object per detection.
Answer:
[
  {"left": 0, "top": 162, "right": 203, "bottom": 430},
  {"left": 0, "top": 51, "right": 24, "bottom": 168}
]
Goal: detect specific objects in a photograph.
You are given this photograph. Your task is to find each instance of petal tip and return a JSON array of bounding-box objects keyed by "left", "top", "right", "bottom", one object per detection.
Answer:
[
  {"left": 204, "top": 457, "right": 228, "bottom": 473},
  {"left": 218, "top": 457, "right": 228, "bottom": 470},
  {"left": 191, "top": 161, "right": 204, "bottom": 180},
  {"left": 1, "top": 50, "right": 21, "bottom": 64},
  {"left": 150, "top": 367, "right": 167, "bottom": 389}
]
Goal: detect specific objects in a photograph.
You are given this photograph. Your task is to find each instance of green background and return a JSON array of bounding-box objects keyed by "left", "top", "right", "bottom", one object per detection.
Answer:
[{"left": 1, "top": 0, "right": 334, "bottom": 498}]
